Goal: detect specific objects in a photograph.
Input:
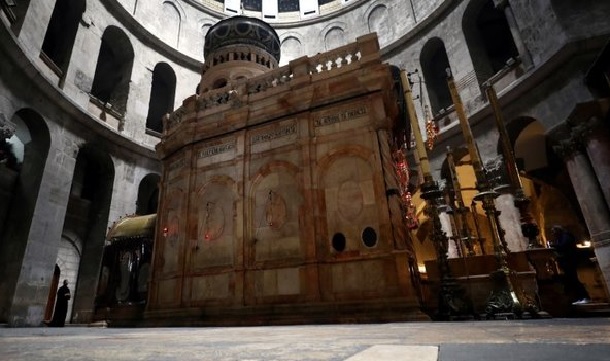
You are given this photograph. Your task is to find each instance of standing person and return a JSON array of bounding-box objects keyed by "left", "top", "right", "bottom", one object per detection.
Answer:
[
  {"left": 49, "top": 280, "right": 71, "bottom": 327},
  {"left": 549, "top": 225, "right": 590, "bottom": 305}
]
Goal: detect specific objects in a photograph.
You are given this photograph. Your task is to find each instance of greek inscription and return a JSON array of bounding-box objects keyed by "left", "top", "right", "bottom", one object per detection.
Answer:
[
  {"left": 198, "top": 142, "right": 235, "bottom": 158},
  {"left": 251, "top": 124, "right": 296, "bottom": 144},
  {"left": 314, "top": 106, "right": 367, "bottom": 127}
]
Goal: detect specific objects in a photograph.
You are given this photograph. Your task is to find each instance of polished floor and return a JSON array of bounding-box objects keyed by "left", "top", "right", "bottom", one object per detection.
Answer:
[{"left": 1, "top": 318, "right": 610, "bottom": 360}]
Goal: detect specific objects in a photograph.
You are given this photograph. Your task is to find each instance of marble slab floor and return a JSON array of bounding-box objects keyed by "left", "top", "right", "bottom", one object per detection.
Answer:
[{"left": 1, "top": 318, "right": 609, "bottom": 361}]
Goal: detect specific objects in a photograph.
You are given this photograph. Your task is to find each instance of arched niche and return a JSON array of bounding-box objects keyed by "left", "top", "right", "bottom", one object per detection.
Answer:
[
  {"left": 136, "top": 173, "right": 160, "bottom": 215},
  {"left": 498, "top": 116, "right": 548, "bottom": 174},
  {"left": 367, "top": 4, "right": 391, "bottom": 47},
  {"left": 420, "top": 37, "right": 452, "bottom": 115},
  {"left": 280, "top": 35, "right": 302, "bottom": 65},
  {"left": 65, "top": 145, "right": 114, "bottom": 324},
  {"left": 41, "top": 0, "right": 86, "bottom": 80},
  {"left": 324, "top": 26, "right": 346, "bottom": 51},
  {"left": 0, "top": 109, "right": 50, "bottom": 323},
  {"left": 161, "top": 1, "right": 182, "bottom": 48},
  {"left": 90, "top": 26, "right": 134, "bottom": 115},
  {"left": 462, "top": 0, "right": 518, "bottom": 86},
  {"left": 146, "top": 63, "right": 176, "bottom": 134}
]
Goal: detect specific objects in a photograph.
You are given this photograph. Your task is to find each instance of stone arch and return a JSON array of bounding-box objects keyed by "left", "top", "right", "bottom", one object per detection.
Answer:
[
  {"left": 366, "top": 3, "right": 391, "bottom": 47},
  {"left": 280, "top": 34, "right": 303, "bottom": 65},
  {"left": 322, "top": 23, "right": 347, "bottom": 51},
  {"left": 497, "top": 116, "right": 548, "bottom": 173},
  {"left": 136, "top": 173, "right": 160, "bottom": 215},
  {"left": 0, "top": 109, "right": 50, "bottom": 323},
  {"left": 318, "top": 146, "right": 380, "bottom": 253},
  {"left": 462, "top": 0, "right": 519, "bottom": 86},
  {"left": 192, "top": 176, "right": 238, "bottom": 268},
  {"left": 146, "top": 63, "right": 176, "bottom": 134},
  {"left": 420, "top": 37, "right": 452, "bottom": 115},
  {"left": 41, "top": 0, "right": 86, "bottom": 80},
  {"left": 54, "top": 233, "right": 82, "bottom": 323},
  {"left": 90, "top": 26, "right": 134, "bottom": 115},
  {"left": 162, "top": 1, "right": 182, "bottom": 48},
  {"left": 65, "top": 144, "right": 115, "bottom": 324},
  {"left": 249, "top": 161, "right": 302, "bottom": 251}
]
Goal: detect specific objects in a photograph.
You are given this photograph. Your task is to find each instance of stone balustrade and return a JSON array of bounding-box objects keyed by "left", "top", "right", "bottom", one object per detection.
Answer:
[
  {"left": 307, "top": 41, "right": 362, "bottom": 75},
  {"left": 166, "top": 34, "right": 380, "bottom": 133}
]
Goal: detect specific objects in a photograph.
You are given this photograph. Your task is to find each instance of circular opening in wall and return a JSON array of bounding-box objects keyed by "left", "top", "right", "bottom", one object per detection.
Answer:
[
  {"left": 212, "top": 78, "right": 227, "bottom": 89},
  {"left": 362, "top": 227, "right": 377, "bottom": 248},
  {"left": 332, "top": 233, "right": 346, "bottom": 252}
]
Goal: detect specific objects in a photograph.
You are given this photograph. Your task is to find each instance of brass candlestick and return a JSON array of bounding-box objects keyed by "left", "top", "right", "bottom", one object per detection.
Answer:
[
  {"left": 401, "top": 70, "right": 474, "bottom": 320},
  {"left": 483, "top": 82, "right": 540, "bottom": 248},
  {"left": 446, "top": 147, "right": 476, "bottom": 257},
  {"left": 446, "top": 70, "right": 531, "bottom": 318}
]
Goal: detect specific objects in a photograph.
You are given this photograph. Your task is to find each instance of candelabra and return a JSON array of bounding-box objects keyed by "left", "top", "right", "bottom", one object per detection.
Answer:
[
  {"left": 447, "top": 70, "right": 538, "bottom": 318},
  {"left": 483, "top": 82, "right": 540, "bottom": 248},
  {"left": 446, "top": 147, "right": 477, "bottom": 257},
  {"left": 401, "top": 70, "right": 474, "bottom": 320}
]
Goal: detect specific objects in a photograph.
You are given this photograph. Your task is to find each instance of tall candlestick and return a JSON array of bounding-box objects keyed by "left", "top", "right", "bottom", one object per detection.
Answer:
[
  {"left": 399, "top": 70, "right": 431, "bottom": 179},
  {"left": 446, "top": 70, "right": 487, "bottom": 189},
  {"left": 484, "top": 82, "right": 540, "bottom": 248}
]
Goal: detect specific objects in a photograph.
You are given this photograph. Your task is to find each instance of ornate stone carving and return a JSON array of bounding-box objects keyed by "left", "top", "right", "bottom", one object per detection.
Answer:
[{"left": 0, "top": 113, "right": 15, "bottom": 140}]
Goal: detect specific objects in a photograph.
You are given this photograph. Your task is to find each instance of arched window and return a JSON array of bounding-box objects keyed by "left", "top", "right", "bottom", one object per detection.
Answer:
[
  {"left": 463, "top": 0, "right": 518, "bottom": 85},
  {"left": 41, "top": 0, "right": 86, "bottom": 79},
  {"left": 6, "top": 0, "right": 32, "bottom": 35},
  {"left": 420, "top": 38, "right": 452, "bottom": 115},
  {"left": 90, "top": 26, "right": 134, "bottom": 115},
  {"left": 136, "top": 173, "right": 160, "bottom": 215},
  {"left": 146, "top": 63, "right": 176, "bottom": 134}
]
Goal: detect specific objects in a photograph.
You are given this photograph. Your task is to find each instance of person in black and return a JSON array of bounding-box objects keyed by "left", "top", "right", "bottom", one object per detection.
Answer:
[
  {"left": 549, "top": 225, "right": 590, "bottom": 305},
  {"left": 49, "top": 279, "right": 71, "bottom": 327}
]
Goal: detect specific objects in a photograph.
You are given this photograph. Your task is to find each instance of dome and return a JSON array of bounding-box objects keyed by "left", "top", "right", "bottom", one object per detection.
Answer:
[{"left": 204, "top": 16, "right": 281, "bottom": 63}]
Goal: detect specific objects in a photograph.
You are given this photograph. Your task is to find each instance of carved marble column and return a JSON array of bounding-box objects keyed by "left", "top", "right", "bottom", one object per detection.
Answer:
[
  {"left": 568, "top": 100, "right": 610, "bottom": 210},
  {"left": 493, "top": 0, "right": 533, "bottom": 69},
  {"left": 553, "top": 129, "right": 610, "bottom": 295}
]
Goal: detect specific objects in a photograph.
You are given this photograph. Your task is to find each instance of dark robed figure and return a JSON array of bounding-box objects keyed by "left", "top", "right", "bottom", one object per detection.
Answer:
[{"left": 49, "top": 279, "right": 71, "bottom": 327}]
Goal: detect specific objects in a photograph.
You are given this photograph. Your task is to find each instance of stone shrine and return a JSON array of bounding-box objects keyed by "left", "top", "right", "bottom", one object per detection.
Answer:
[{"left": 146, "top": 16, "right": 425, "bottom": 325}]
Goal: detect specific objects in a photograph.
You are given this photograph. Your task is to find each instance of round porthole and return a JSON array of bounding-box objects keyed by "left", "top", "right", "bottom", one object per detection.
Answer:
[
  {"left": 332, "top": 233, "right": 346, "bottom": 252},
  {"left": 362, "top": 227, "right": 377, "bottom": 248}
]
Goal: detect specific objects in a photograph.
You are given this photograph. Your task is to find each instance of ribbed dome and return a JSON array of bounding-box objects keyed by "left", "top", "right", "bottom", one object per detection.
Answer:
[{"left": 204, "top": 16, "right": 281, "bottom": 62}]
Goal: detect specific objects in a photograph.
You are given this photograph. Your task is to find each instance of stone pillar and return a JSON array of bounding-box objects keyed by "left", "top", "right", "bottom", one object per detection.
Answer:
[
  {"left": 553, "top": 128, "right": 610, "bottom": 297},
  {"left": 569, "top": 100, "right": 610, "bottom": 210},
  {"left": 439, "top": 210, "right": 458, "bottom": 258},
  {"left": 495, "top": 192, "right": 528, "bottom": 251},
  {"left": 494, "top": 0, "right": 533, "bottom": 69}
]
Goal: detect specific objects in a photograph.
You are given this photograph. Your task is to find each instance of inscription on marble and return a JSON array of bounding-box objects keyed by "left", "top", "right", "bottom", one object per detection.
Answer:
[
  {"left": 315, "top": 106, "right": 367, "bottom": 127},
  {"left": 198, "top": 141, "right": 235, "bottom": 158},
  {"left": 251, "top": 124, "right": 296, "bottom": 144}
]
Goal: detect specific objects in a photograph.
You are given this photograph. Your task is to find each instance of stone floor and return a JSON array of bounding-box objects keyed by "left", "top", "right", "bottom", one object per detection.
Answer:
[{"left": 1, "top": 318, "right": 610, "bottom": 360}]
